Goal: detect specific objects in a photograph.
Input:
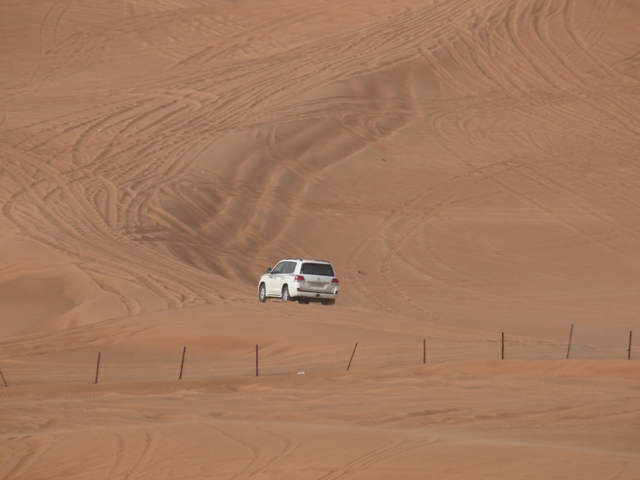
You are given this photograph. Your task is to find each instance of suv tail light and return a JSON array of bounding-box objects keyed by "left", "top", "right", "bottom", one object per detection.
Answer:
[
  {"left": 331, "top": 278, "right": 339, "bottom": 284},
  {"left": 294, "top": 275, "right": 305, "bottom": 282}
]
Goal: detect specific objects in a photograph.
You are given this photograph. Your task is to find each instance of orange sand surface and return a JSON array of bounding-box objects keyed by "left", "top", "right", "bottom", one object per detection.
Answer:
[{"left": 1, "top": 0, "right": 640, "bottom": 478}]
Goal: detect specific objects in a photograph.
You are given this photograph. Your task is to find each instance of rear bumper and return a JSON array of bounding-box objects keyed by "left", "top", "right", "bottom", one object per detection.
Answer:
[{"left": 292, "top": 288, "right": 338, "bottom": 299}]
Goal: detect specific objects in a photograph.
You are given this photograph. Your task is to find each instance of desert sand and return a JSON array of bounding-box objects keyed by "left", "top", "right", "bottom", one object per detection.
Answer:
[{"left": 1, "top": 0, "right": 640, "bottom": 478}]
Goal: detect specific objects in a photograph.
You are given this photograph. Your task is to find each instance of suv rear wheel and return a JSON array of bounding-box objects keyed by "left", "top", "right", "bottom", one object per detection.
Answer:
[{"left": 282, "top": 285, "right": 291, "bottom": 302}]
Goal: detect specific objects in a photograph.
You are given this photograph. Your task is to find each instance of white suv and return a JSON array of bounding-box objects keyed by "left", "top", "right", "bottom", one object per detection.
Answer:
[{"left": 258, "top": 259, "right": 339, "bottom": 305}]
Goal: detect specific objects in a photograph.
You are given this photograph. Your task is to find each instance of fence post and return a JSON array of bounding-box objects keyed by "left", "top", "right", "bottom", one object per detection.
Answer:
[
  {"left": 566, "top": 324, "right": 574, "bottom": 359},
  {"left": 95, "top": 352, "right": 101, "bottom": 384},
  {"left": 0, "top": 369, "right": 7, "bottom": 387},
  {"left": 501, "top": 332, "right": 504, "bottom": 360},
  {"left": 347, "top": 342, "right": 358, "bottom": 371},
  {"left": 423, "top": 339, "right": 426, "bottom": 364},
  {"left": 628, "top": 331, "right": 633, "bottom": 360},
  {"left": 179, "top": 346, "right": 186, "bottom": 380},
  {"left": 256, "top": 345, "right": 259, "bottom": 377}
]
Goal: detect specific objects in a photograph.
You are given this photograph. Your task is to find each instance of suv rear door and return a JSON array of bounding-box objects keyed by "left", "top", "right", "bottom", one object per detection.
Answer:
[
  {"left": 300, "top": 262, "right": 335, "bottom": 293},
  {"left": 267, "top": 261, "right": 296, "bottom": 296}
]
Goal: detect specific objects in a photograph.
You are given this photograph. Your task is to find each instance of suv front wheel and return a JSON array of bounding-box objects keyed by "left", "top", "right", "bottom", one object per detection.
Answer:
[{"left": 259, "top": 284, "right": 267, "bottom": 303}]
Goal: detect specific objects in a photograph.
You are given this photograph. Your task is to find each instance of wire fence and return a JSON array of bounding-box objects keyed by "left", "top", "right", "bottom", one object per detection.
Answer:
[{"left": 0, "top": 326, "right": 634, "bottom": 388}]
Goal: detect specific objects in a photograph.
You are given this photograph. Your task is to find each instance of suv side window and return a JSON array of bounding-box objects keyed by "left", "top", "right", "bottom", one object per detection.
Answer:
[
  {"left": 272, "top": 262, "right": 285, "bottom": 274},
  {"left": 282, "top": 261, "right": 296, "bottom": 274}
]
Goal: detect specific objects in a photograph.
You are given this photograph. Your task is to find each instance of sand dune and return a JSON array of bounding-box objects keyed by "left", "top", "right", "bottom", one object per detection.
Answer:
[{"left": 1, "top": 0, "right": 640, "bottom": 478}]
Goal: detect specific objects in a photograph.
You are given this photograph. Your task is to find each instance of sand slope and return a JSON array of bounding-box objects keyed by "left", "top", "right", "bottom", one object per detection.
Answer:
[{"left": 1, "top": 0, "right": 640, "bottom": 478}]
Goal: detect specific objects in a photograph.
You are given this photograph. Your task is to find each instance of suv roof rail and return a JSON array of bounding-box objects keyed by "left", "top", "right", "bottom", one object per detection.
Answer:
[{"left": 285, "top": 258, "right": 331, "bottom": 263}]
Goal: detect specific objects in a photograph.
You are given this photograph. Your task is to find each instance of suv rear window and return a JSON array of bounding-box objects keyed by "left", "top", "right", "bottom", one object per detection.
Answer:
[{"left": 300, "top": 263, "right": 334, "bottom": 276}]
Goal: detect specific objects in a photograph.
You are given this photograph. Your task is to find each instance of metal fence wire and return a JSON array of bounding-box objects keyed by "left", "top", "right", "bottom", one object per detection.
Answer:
[{"left": 0, "top": 325, "right": 634, "bottom": 387}]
